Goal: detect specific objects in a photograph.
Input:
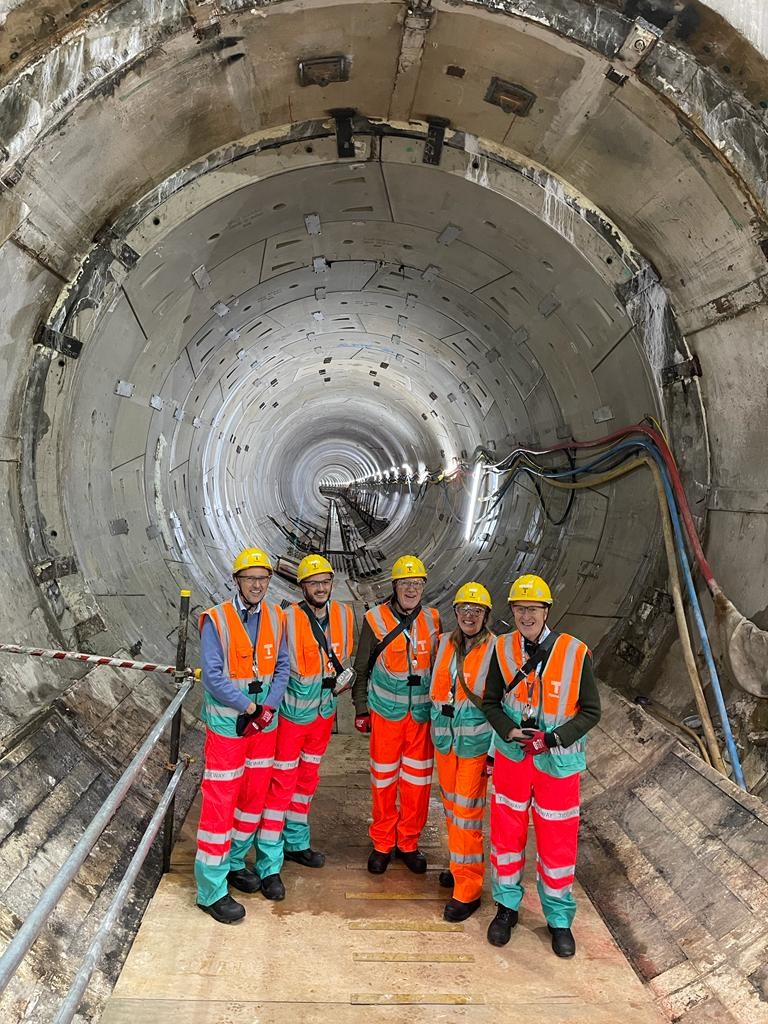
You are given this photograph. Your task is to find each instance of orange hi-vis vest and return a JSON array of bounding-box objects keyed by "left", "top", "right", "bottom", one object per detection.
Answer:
[
  {"left": 494, "top": 630, "right": 589, "bottom": 774},
  {"left": 365, "top": 602, "right": 440, "bottom": 723},
  {"left": 200, "top": 600, "right": 284, "bottom": 738},
  {"left": 281, "top": 601, "right": 355, "bottom": 722},
  {"left": 430, "top": 633, "right": 495, "bottom": 758}
]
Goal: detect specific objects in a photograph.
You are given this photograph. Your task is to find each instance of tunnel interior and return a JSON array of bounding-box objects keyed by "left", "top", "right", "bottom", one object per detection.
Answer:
[{"left": 1, "top": 0, "right": 768, "bottom": 1019}]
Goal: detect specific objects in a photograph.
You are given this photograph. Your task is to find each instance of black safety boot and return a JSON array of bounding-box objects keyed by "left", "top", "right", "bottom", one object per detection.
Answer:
[
  {"left": 227, "top": 867, "right": 261, "bottom": 893},
  {"left": 395, "top": 847, "right": 427, "bottom": 874},
  {"left": 198, "top": 894, "right": 245, "bottom": 924},
  {"left": 548, "top": 925, "right": 576, "bottom": 957},
  {"left": 487, "top": 904, "right": 518, "bottom": 946},
  {"left": 367, "top": 849, "right": 392, "bottom": 874},
  {"left": 284, "top": 848, "right": 326, "bottom": 868},
  {"left": 438, "top": 869, "right": 454, "bottom": 889},
  {"left": 443, "top": 897, "right": 481, "bottom": 923},
  {"left": 261, "top": 873, "right": 286, "bottom": 901}
]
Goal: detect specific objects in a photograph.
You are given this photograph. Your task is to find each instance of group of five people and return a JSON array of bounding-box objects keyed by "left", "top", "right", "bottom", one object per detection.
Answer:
[{"left": 195, "top": 548, "right": 601, "bottom": 958}]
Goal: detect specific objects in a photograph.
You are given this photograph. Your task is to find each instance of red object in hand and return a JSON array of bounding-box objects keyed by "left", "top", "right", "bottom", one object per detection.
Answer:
[
  {"left": 483, "top": 756, "right": 494, "bottom": 778},
  {"left": 240, "top": 706, "right": 274, "bottom": 738},
  {"left": 354, "top": 713, "right": 372, "bottom": 734},
  {"left": 518, "top": 729, "right": 548, "bottom": 755}
]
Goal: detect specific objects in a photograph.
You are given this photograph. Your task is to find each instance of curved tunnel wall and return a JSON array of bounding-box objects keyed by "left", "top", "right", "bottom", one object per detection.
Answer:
[
  {"left": 0, "top": 0, "right": 767, "bottom": 1019},
  {"left": 0, "top": 0, "right": 766, "bottom": 765}
]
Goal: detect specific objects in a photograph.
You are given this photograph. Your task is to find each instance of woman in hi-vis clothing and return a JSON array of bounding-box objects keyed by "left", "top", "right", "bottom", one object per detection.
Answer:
[{"left": 430, "top": 582, "right": 495, "bottom": 922}]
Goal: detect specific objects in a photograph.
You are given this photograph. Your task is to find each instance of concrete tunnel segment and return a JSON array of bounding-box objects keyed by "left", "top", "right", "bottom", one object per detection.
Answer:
[{"left": 0, "top": 0, "right": 767, "bottom": 1020}]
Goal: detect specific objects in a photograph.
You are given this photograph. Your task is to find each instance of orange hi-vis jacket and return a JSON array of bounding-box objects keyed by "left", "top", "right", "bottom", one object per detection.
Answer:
[
  {"left": 200, "top": 600, "right": 284, "bottom": 738},
  {"left": 494, "top": 631, "right": 589, "bottom": 776},
  {"left": 365, "top": 603, "right": 440, "bottom": 723},
  {"left": 430, "top": 633, "right": 495, "bottom": 758},
  {"left": 281, "top": 601, "right": 355, "bottom": 723}
]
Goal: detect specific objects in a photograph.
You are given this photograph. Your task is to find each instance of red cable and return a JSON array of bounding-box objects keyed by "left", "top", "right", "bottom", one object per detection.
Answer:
[{"left": 499, "top": 423, "right": 717, "bottom": 592}]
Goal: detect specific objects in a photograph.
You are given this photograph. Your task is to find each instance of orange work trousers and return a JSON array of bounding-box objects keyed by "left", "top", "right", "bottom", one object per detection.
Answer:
[
  {"left": 369, "top": 710, "right": 434, "bottom": 853},
  {"left": 435, "top": 748, "right": 488, "bottom": 902}
]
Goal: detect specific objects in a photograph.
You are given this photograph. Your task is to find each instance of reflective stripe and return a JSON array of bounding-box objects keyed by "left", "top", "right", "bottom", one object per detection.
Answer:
[
  {"left": 261, "top": 809, "right": 286, "bottom": 823},
  {"left": 209, "top": 705, "right": 240, "bottom": 719},
  {"left": 195, "top": 849, "right": 229, "bottom": 865},
  {"left": 258, "top": 828, "right": 283, "bottom": 841},
  {"left": 492, "top": 865, "right": 523, "bottom": 885},
  {"left": 402, "top": 756, "right": 433, "bottom": 770},
  {"left": 372, "top": 775, "right": 399, "bottom": 789},
  {"left": 286, "top": 810, "right": 309, "bottom": 823},
  {"left": 246, "top": 757, "right": 274, "bottom": 769},
  {"left": 301, "top": 752, "right": 323, "bottom": 765},
  {"left": 493, "top": 851, "right": 524, "bottom": 867},
  {"left": 532, "top": 800, "right": 580, "bottom": 821},
  {"left": 371, "top": 759, "right": 401, "bottom": 773},
  {"left": 539, "top": 879, "right": 574, "bottom": 898},
  {"left": 203, "top": 765, "right": 245, "bottom": 782},
  {"left": 232, "top": 827, "right": 255, "bottom": 841},
  {"left": 452, "top": 852, "right": 484, "bottom": 864},
  {"left": 440, "top": 788, "right": 456, "bottom": 803},
  {"left": 274, "top": 758, "right": 301, "bottom": 771},
  {"left": 233, "top": 808, "right": 262, "bottom": 824},
  {"left": 494, "top": 792, "right": 530, "bottom": 813},
  {"left": 400, "top": 770, "right": 432, "bottom": 786},
  {"left": 284, "top": 694, "right": 319, "bottom": 710},
  {"left": 453, "top": 793, "right": 485, "bottom": 810},
  {"left": 537, "top": 857, "right": 576, "bottom": 879},
  {"left": 292, "top": 793, "right": 312, "bottom": 806},
  {"left": 450, "top": 814, "right": 484, "bottom": 830},
  {"left": 370, "top": 681, "right": 411, "bottom": 704},
  {"left": 197, "top": 828, "right": 232, "bottom": 844}
]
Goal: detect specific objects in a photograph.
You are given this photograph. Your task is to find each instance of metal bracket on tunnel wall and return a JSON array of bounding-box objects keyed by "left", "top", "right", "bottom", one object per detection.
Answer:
[
  {"left": 661, "top": 354, "right": 702, "bottom": 388},
  {"left": 33, "top": 324, "right": 82, "bottom": 359},
  {"left": 423, "top": 117, "right": 450, "bottom": 165},
  {"left": 330, "top": 109, "right": 356, "bottom": 158}
]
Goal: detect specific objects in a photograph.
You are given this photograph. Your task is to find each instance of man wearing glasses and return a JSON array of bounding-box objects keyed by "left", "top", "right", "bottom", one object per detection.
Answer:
[
  {"left": 255, "top": 554, "right": 356, "bottom": 900},
  {"left": 352, "top": 556, "right": 441, "bottom": 874},
  {"left": 195, "top": 547, "right": 290, "bottom": 923},
  {"left": 481, "top": 574, "right": 601, "bottom": 957}
]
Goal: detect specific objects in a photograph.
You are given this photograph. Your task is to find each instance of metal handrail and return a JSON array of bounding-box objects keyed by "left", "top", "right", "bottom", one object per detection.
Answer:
[
  {"left": 0, "top": 587, "right": 196, "bottom": 1019},
  {"left": 52, "top": 760, "right": 187, "bottom": 1024},
  {"left": 0, "top": 678, "right": 193, "bottom": 993}
]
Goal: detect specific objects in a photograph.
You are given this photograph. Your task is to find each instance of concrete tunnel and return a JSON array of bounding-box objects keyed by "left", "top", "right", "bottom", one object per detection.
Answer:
[{"left": 1, "top": 0, "right": 768, "bottom": 1019}]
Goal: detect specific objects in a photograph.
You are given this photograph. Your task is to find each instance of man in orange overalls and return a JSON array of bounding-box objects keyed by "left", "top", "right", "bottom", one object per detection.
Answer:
[{"left": 352, "top": 555, "right": 441, "bottom": 874}]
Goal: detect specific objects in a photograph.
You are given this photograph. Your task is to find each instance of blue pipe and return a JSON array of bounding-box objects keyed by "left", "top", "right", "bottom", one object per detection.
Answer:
[{"left": 518, "top": 436, "right": 746, "bottom": 789}]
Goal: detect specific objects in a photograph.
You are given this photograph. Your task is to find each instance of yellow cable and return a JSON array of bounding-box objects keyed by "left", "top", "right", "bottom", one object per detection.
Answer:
[{"left": 537, "top": 456, "right": 726, "bottom": 774}]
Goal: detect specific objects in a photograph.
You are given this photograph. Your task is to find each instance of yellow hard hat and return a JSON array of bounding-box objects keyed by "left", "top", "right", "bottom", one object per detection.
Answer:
[
  {"left": 232, "top": 547, "right": 273, "bottom": 575},
  {"left": 391, "top": 555, "right": 427, "bottom": 581},
  {"left": 297, "top": 554, "right": 334, "bottom": 583},
  {"left": 454, "top": 581, "right": 492, "bottom": 609},
  {"left": 507, "top": 574, "right": 552, "bottom": 605}
]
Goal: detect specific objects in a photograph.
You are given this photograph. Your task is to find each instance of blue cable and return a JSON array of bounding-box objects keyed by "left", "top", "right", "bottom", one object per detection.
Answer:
[{"left": 515, "top": 436, "right": 746, "bottom": 789}]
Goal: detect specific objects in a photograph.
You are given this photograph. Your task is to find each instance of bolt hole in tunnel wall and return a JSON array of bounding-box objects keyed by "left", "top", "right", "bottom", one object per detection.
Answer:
[{"left": 1, "top": 0, "right": 768, "bottom": 1019}]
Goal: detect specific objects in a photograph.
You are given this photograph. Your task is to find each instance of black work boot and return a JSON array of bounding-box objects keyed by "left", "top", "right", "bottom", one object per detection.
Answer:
[
  {"left": 548, "top": 925, "right": 576, "bottom": 957},
  {"left": 367, "top": 849, "right": 392, "bottom": 874},
  {"left": 198, "top": 894, "right": 245, "bottom": 924},
  {"left": 261, "top": 873, "right": 286, "bottom": 901},
  {"left": 438, "top": 869, "right": 454, "bottom": 889},
  {"left": 227, "top": 867, "right": 261, "bottom": 893},
  {"left": 284, "top": 848, "right": 326, "bottom": 868},
  {"left": 395, "top": 847, "right": 427, "bottom": 874},
  {"left": 487, "top": 904, "right": 518, "bottom": 946},
  {"left": 443, "top": 897, "right": 481, "bottom": 923}
]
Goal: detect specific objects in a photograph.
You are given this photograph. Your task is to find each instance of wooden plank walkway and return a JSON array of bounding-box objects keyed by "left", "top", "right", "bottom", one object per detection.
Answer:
[{"left": 101, "top": 736, "right": 666, "bottom": 1024}]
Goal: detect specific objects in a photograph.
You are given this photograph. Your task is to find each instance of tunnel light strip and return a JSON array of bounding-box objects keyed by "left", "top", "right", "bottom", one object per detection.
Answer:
[{"left": 463, "top": 463, "right": 483, "bottom": 543}]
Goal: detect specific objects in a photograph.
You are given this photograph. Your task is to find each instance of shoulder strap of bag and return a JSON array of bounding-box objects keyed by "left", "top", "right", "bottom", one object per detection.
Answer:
[
  {"left": 503, "top": 630, "right": 560, "bottom": 694},
  {"left": 455, "top": 642, "right": 488, "bottom": 711},
  {"left": 299, "top": 602, "right": 344, "bottom": 674},
  {"left": 367, "top": 604, "right": 421, "bottom": 674}
]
